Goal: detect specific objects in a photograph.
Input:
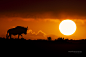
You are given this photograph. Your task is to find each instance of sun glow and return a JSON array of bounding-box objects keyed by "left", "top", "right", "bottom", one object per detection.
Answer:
[{"left": 59, "top": 19, "right": 76, "bottom": 36}]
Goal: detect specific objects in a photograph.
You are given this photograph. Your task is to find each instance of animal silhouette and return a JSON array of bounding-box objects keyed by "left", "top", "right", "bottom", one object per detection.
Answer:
[{"left": 6, "top": 26, "right": 28, "bottom": 39}]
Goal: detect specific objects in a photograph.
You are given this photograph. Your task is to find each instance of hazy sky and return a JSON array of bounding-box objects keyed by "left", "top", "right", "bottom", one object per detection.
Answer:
[
  {"left": 0, "top": 0, "right": 86, "bottom": 19},
  {"left": 0, "top": 0, "right": 86, "bottom": 40}
]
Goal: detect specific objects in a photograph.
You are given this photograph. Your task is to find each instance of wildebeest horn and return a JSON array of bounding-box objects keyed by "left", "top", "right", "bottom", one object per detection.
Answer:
[{"left": 27, "top": 26, "right": 28, "bottom": 29}]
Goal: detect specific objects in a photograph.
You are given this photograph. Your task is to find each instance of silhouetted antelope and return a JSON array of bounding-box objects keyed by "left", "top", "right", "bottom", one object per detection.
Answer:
[{"left": 6, "top": 26, "right": 28, "bottom": 39}]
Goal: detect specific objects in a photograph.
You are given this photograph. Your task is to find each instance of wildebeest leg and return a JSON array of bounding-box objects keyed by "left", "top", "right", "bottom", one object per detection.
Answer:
[
  {"left": 18, "top": 34, "right": 19, "bottom": 39},
  {"left": 21, "top": 35, "right": 23, "bottom": 38},
  {"left": 9, "top": 34, "right": 11, "bottom": 39},
  {"left": 6, "top": 34, "right": 8, "bottom": 39}
]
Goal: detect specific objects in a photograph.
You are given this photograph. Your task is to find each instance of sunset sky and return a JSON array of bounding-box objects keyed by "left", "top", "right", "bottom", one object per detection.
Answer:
[{"left": 0, "top": 0, "right": 86, "bottom": 40}]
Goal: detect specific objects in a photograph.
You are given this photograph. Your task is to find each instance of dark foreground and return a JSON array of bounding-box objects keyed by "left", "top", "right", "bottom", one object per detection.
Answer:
[{"left": 0, "top": 39, "right": 86, "bottom": 56}]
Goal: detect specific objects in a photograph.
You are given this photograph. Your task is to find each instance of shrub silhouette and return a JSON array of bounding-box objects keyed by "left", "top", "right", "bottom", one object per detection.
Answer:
[{"left": 47, "top": 37, "right": 51, "bottom": 41}]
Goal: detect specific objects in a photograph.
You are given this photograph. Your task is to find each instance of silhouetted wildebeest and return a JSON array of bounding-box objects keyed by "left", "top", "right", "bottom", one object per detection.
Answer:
[{"left": 6, "top": 26, "right": 28, "bottom": 39}]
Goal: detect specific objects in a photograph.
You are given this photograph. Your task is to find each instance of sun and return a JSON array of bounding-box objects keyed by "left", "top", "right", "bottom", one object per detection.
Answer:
[{"left": 59, "top": 19, "right": 76, "bottom": 36}]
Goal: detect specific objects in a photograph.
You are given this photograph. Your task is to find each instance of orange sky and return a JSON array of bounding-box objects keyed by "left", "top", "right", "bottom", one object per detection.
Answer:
[
  {"left": 0, "top": 17, "right": 86, "bottom": 40},
  {"left": 0, "top": 0, "right": 86, "bottom": 40}
]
